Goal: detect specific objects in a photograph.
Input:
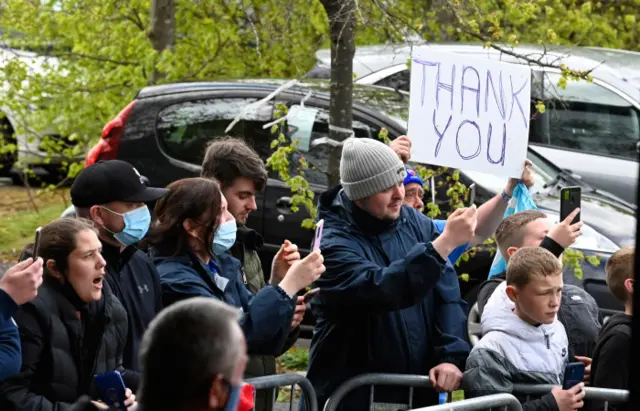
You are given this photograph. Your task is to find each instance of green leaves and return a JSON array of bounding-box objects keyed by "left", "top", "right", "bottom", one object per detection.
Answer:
[{"left": 1, "top": 0, "right": 326, "bottom": 180}]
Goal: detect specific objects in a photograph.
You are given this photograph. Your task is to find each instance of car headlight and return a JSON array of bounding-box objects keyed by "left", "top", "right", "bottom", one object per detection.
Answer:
[{"left": 545, "top": 212, "right": 619, "bottom": 254}]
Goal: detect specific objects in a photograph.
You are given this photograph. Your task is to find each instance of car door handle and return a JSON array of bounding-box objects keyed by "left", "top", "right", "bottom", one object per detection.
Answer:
[
  {"left": 277, "top": 197, "right": 293, "bottom": 208},
  {"left": 276, "top": 196, "right": 293, "bottom": 217}
]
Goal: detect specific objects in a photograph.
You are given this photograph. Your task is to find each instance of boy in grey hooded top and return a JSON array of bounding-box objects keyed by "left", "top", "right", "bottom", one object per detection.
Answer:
[{"left": 462, "top": 247, "right": 585, "bottom": 411}]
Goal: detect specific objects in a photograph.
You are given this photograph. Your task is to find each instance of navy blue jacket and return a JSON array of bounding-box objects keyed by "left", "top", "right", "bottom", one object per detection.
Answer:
[
  {"left": 101, "top": 243, "right": 163, "bottom": 372},
  {"left": 0, "top": 289, "right": 20, "bottom": 381},
  {"left": 306, "top": 186, "right": 470, "bottom": 410},
  {"left": 153, "top": 250, "right": 295, "bottom": 356}
]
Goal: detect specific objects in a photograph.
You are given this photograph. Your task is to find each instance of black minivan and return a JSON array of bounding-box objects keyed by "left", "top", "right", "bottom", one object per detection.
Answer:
[{"left": 70, "top": 79, "right": 636, "bottom": 336}]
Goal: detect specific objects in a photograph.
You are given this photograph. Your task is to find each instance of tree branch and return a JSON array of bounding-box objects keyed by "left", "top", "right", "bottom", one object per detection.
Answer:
[{"left": 43, "top": 51, "right": 139, "bottom": 66}]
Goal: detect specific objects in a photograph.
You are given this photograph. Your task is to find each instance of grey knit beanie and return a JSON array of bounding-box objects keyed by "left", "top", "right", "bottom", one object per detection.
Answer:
[{"left": 340, "top": 138, "right": 407, "bottom": 200}]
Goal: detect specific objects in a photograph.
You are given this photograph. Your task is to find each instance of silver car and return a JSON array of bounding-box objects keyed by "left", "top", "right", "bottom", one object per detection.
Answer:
[{"left": 314, "top": 43, "right": 640, "bottom": 205}]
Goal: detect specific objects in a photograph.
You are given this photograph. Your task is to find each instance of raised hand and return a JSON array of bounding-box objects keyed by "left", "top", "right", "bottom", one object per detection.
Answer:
[
  {"left": 389, "top": 136, "right": 412, "bottom": 163},
  {"left": 551, "top": 383, "right": 585, "bottom": 411},
  {"left": 0, "top": 258, "right": 44, "bottom": 305},
  {"left": 548, "top": 208, "right": 583, "bottom": 248},
  {"left": 270, "top": 240, "right": 301, "bottom": 285},
  {"left": 278, "top": 250, "right": 326, "bottom": 296}
]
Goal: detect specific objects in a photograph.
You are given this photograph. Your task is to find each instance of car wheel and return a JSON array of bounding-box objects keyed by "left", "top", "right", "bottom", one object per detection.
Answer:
[
  {"left": 467, "top": 302, "right": 482, "bottom": 346},
  {"left": 462, "top": 283, "right": 482, "bottom": 346}
]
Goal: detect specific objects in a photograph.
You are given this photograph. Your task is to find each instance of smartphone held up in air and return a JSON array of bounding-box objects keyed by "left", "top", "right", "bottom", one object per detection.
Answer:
[
  {"left": 313, "top": 219, "right": 324, "bottom": 251},
  {"left": 560, "top": 186, "right": 581, "bottom": 225},
  {"left": 33, "top": 227, "right": 43, "bottom": 259},
  {"left": 468, "top": 183, "right": 476, "bottom": 207},
  {"left": 94, "top": 371, "right": 128, "bottom": 411},
  {"left": 562, "top": 362, "right": 585, "bottom": 390}
]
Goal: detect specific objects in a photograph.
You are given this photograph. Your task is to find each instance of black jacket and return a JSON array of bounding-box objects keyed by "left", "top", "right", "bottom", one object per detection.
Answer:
[
  {"left": 587, "top": 312, "right": 632, "bottom": 411},
  {"left": 101, "top": 242, "right": 163, "bottom": 372},
  {"left": 18, "top": 241, "right": 162, "bottom": 373},
  {"left": 476, "top": 236, "right": 601, "bottom": 358},
  {"left": 0, "top": 277, "right": 139, "bottom": 411}
]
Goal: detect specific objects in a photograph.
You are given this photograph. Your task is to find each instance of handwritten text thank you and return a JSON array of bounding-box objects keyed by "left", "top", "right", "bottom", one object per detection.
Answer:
[{"left": 407, "top": 48, "right": 532, "bottom": 178}]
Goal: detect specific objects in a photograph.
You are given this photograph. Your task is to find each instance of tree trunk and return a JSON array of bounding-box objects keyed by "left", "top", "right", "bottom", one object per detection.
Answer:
[
  {"left": 148, "top": 0, "right": 175, "bottom": 84},
  {"left": 320, "top": 0, "right": 356, "bottom": 187}
]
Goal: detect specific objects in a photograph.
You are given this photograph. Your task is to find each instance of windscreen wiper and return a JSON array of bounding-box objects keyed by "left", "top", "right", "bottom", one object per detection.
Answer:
[{"left": 543, "top": 169, "right": 581, "bottom": 190}]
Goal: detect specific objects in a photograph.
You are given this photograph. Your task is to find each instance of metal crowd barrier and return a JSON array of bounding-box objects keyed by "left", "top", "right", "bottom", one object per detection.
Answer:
[
  {"left": 410, "top": 393, "right": 522, "bottom": 411},
  {"left": 512, "top": 384, "right": 629, "bottom": 410},
  {"left": 245, "top": 373, "right": 318, "bottom": 411},
  {"left": 323, "top": 373, "right": 432, "bottom": 411}
]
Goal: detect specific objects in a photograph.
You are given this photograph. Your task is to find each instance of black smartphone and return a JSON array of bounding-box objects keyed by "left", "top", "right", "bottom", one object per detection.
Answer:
[
  {"left": 560, "top": 187, "right": 581, "bottom": 225},
  {"left": 33, "top": 227, "right": 43, "bottom": 259},
  {"left": 303, "top": 287, "right": 320, "bottom": 303},
  {"left": 562, "top": 362, "right": 585, "bottom": 390}
]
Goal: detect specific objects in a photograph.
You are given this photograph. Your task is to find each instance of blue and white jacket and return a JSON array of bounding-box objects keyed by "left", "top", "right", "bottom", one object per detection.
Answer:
[{"left": 463, "top": 282, "right": 569, "bottom": 411}]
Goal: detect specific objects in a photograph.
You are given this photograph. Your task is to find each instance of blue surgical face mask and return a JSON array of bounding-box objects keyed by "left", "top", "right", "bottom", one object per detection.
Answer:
[
  {"left": 213, "top": 219, "right": 237, "bottom": 255},
  {"left": 222, "top": 383, "right": 242, "bottom": 411},
  {"left": 101, "top": 205, "right": 151, "bottom": 246}
]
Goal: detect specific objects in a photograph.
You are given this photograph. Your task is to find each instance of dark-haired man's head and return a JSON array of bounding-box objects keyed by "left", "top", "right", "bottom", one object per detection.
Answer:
[
  {"left": 494, "top": 210, "right": 550, "bottom": 262},
  {"left": 506, "top": 246, "right": 563, "bottom": 325},
  {"left": 201, "top": 138, "right": 267, "bottom": 225},
  {"left": 137, "top": 297, "right": 247, "bottom": 411}
]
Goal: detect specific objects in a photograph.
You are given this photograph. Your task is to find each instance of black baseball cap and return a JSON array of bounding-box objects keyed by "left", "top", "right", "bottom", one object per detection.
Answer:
[{"left": 71, "top": 160, "right": 169, "bottom": 208}]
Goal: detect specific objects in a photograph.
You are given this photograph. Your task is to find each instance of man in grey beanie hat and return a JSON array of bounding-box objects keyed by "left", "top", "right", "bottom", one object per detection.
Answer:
[{"left": 305, "top": 137, "right": 478, "bottom": 410}]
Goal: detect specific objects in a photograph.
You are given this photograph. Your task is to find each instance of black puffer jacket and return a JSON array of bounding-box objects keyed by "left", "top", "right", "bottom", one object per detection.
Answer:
[{"left": 0, "top": 277, "right": 139, "bottom": 411}]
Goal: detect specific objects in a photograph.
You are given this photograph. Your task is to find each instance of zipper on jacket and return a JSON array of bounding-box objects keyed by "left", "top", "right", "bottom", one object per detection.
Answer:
[
  {"left": 543, "top": 330, "right": 550, "bottom": 349},
  {"left": 240, "top": 267, "right": 248, "bottom": 285}
]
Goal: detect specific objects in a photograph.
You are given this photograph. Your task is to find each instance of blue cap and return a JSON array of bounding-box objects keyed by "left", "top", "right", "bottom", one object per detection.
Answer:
[{"left": 403, "top": 167, "right": 424, "bottom": 188}]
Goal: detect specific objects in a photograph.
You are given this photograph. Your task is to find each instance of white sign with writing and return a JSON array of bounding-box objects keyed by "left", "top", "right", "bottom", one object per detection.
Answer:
[{"left": 407, "top": 47, "right": 532, "bottom": 178}]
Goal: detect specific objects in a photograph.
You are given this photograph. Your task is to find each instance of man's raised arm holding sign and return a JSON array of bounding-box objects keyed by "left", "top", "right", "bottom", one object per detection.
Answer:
[{"left": 390, "top": 135, "right": 534, "bottom": 253}]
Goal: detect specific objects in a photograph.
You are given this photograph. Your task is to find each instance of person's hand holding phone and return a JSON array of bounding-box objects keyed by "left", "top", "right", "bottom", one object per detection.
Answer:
[
  {"left": 291, "top": 296, "right": 306, "bottom": 328},
  {"left": 0, "top": 257, "right": 44, "bottom": 305},
  {"left": 551, "top": 383, "right": 585, "bottom": 411},
  {"left": 548, "top": 208, "right": 583, "bottom": 248},
  {"left": 91, "top": 388, "right": 136, "bottom": 411},
  {"left": 270, "top": 240, "right": 301, "bottom": 285},
  {"left": 432, "top": 206, "right": 477, "bottom": 259},
  {"left": 278, "top": 250, "right": 326, "bottom": 297},
  {"left": 123, "top": 388, "right": 136, "bottom": 410}
]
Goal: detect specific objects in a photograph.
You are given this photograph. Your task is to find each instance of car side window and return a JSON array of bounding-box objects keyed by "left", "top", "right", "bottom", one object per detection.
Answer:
[
  {"left": 278, "top": 104, "right": 383, "bottom": 187},
  {"left": 374, "top": 69, "right": 410, "bottom": 92},
  {"left": 156, "top": 98, "right": 274, "bottom": 165},
  {"left": 531, "top": 72, "right": 640, "bottom": 160}
]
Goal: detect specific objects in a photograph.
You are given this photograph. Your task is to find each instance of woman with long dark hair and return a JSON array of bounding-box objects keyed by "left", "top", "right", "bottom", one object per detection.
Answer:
[
  {"left": 0, "top": 218, "right": 138, "bottom": 411},
  {"left": 149, "top": 177, "right": 324, "bottom": 355}
]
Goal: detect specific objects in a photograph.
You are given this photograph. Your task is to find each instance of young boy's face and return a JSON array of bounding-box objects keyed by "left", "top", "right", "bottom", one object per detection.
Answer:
[
  {"left": 506, "top": 218, "right": 551, "bottom": 258},
  {"left": 508, "top": 272, "right": 563, "bottom": 325}
]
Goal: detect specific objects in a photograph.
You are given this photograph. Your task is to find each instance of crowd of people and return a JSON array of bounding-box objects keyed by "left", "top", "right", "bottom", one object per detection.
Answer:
[{"left": 0, "top": 134, "right": 633, "bottom": 411}]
